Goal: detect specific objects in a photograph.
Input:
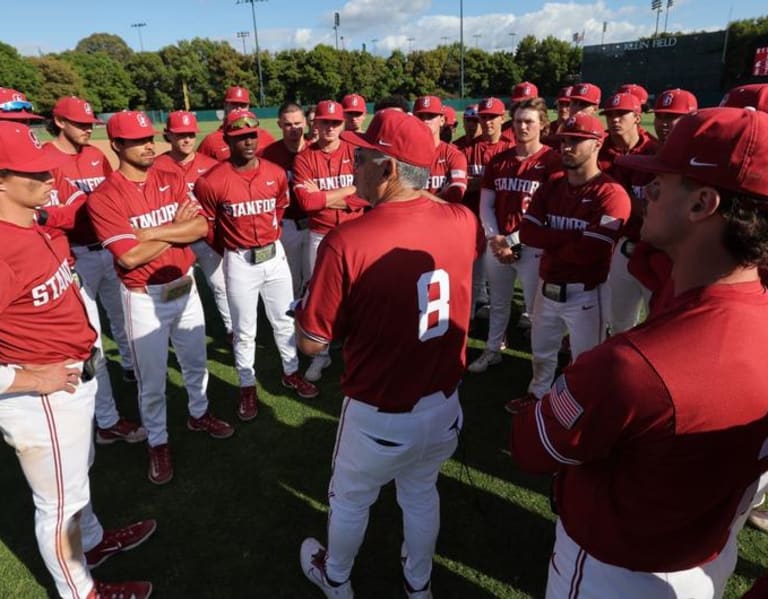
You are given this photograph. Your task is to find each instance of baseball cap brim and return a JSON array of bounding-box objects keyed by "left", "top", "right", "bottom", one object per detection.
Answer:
[
  {"left": 0, "top": 112, "right": 44, "bottom": 121},
  {"left": 4, "top": 151, "right": 68, "bottom": 173},
  {"left": 224, "top": 127, "right": 259, "bottom": 137},
  {"left": 340, "top": 129, "right": 377, "bottom": 150},
  {"left": 166, "top": 126, "right": 199, "bottom": 134},
  {"left": 557, "top": 131, "right": 603, "bottom": 140}
]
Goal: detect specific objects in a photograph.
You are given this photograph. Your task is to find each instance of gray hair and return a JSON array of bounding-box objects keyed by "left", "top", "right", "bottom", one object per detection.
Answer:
[{"left": 369, "top": 150, "right": 429, "bottom": 190}]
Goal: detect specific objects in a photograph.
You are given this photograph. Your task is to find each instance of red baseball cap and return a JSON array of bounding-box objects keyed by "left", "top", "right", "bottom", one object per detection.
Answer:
[
  {"left": 223, "top": 109, "right": 260, "bottom": 137},
  {"left": 654, "top": 89, "right": 698, "bottom": 115},
  {"left": 443, "top": 105, "right": 457, "bottom": 126},
  {"left": 0, "top": 88, "right": 43, "bottom": 121},
  {"left": 616, "top": 107, "right": 768, "bottom": 200},
  {"left": 617, "top": 83, "right": 649, "bottom": 106},
  {"left": 106, "top": 111, "right": 160, "bottom": 140},
  {"left": 477, "top": 97, "right": 506, "bottom": 116},
  {"left": 165, "top": 111, "right": 199, "bottom": 134},
  {"left": 557, "top": 86, "right": 573, "bottom": 104},
  {"left": 341, "top": 110, "right": 435, "bottom": 169},
  {"left": 570, "top": 83, "right": 602, "bottom": 106},
  {"left": 721, "top": 84, "right": 768, "bottom": 113},
  {"left": 53, "top": 96, "right": 103, "bottom": 124},
  {"left": 463, "top": 104, "right": 479, "bottom": 120},
  {"left": 0, "top": 122, "right": 67, "bottom": 172},
  {"left": 511, "top": 81, "right": 539, "bottom": 103},
  {"left": 413, "top": 96, "right": 444, "bottom": 115},
  {"left": 557, "top": 113, "right": 604, "bottom": 140},
  {"left": 224, "top": 86, "right": 250, "bottom": 105},
  {"left": 314, "top": 100, "right": 345, "bottom": 121},
  {"left": 342, "top": 94, "right": 366, "bottom": 114},
  {"left": 600, "top": 92, "right": 641, "bottom": 115}
]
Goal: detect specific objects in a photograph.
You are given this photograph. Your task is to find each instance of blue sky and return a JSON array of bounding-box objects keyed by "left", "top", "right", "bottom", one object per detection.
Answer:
[{"left": 3, "top": 0, "right": 764, "bottom": 56}]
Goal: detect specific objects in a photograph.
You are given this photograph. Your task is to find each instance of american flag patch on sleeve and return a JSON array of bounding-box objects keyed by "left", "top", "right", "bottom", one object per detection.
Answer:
[{"left": 549, "top": 375, "right": 583, "bottom": 430}]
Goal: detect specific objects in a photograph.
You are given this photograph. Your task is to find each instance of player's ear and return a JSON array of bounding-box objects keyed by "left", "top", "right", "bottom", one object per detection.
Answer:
[
  {"left": 689, "top": 186, "right": 720, "bottom": 221},
  {"left": 381, "top": 157, "right": 394, "bottom": 181}
]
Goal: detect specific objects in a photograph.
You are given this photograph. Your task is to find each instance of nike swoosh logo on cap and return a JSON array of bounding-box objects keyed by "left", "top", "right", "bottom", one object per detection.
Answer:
[
  {"left": 91, "top": 160, "right": 100, "bottom": 167},
  {"left": 689, "top": 157, "right": 718, "bottom": 167},
  {"left": 377, "top": 139, "right": 393, "bottom": 147}
]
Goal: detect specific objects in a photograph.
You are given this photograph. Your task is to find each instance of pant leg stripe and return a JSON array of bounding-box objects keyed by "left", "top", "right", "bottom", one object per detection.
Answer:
[
  {"left": 568, "top": 547, "right": 586, "bottom": 599},
  {"left": 41, "top": 395, "right": 81, "bottom": 599}
]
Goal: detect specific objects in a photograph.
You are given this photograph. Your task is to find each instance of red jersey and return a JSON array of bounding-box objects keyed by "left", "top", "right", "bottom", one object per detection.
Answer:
[
  {"left": 43, "top": 142, "right": 113, "bottom": 246},
  {"left": 0, "top": 221, "right": 96, "bottom": 363},
  {"left": 520, "top": 173, "right": 630, "bottom": 287},
  {"left": 153, "top": 151, "right": 219, "bottom": 192},
  {"left": 426, "top": 141, "right": 468, "bottom": 203},
  {"left": 259, "top": 139, "right": 308, "bottom": 221},
  {"left": 88, "top": 169, "right": 198, "bottom": 288},
  {"left": 500, "top": 120, "right": 516, "bottom": 142},
  {"left": 481, "top": 145, "right": 562, "bottom": 235},
  {"left": 194, "top": 159, "right": 288, "bottom": 250},
  {"left": 197, "top": 126, "right": 276, "bottom": 162},
  {"left": 296, "top": 196, "right": 484, "bottom": 411},
  {"left": 598, "top": 129, "right": 659, "bottom": 241},
  {"left": 462, "top": 137, "right": 515, "bottom": 214},
  {"left": 292, "top": 140, "right": 366, "bottom": 235},
  {"left": 512, "top": 280, "right": 768, "bottom": 572}
]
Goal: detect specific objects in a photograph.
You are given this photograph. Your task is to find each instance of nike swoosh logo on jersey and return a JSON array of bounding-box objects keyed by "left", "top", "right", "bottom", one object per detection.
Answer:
[
  {"left": 534, "top": 164, "right": 545, "bottom": 169},
  {"left": 342, "top": 159, "right": 351, "bottom": 164},
  {"left": 159, "top": 185, "right": 171, "bottom": 192},
  {"left": 266, "top": 181, "right": 275, "bottom": 186},
  {"left": 689, "top": 157, "right": 718, "bottom": 167},
  {"left": 197, "top": 168, "right": 207, "bottom": 173},
  {"left": 90, "top": 160, "right": 100, "bottom": 167},
  {"left": 581, "top": 198, "right": 592, "bottom": 203},
  {"left": 438, "top": 159, "right": 447, "bottom": 163}
]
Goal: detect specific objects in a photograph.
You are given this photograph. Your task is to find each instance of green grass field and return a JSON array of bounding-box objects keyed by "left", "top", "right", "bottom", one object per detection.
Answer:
[{"left": 5, "top": 112, "right": 768, "bottom": 597}]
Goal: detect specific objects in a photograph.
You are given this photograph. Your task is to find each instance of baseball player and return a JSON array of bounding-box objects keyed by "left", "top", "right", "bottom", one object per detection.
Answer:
[
  {"left": 153, "top": 110, "right": 233, "bottom": 340},
  {"left": 413, "top": 95, "right": 468, "bottom": 204},
  {"left": 452, "top": 104, "right": 481, "bottom": 150},
  {"left": 0, "top": 87, "right": 44, "bottom": 123},
  {"left": 598, "top": 92, "right": 659, "bottom": 334},
  {"left": 292, "top": 99, "right": 366, "bottom": 382},
  {"left": 542, "top": 86, "right": 572, "bottom": 146},
  {"left": 0, "top": 121, "right": 153, "bottom": 599},
  {"left": 194, "top": 109, "right": 318, "bottom": 421},
  {"left": 617, "top": 83, "right": 650, "bottom": 112},
  {"left": 721, "top": 83, "right": 768, "bottom": 112},
  {"left": 197, "top": 86, "right": 275, "bottom": 161},
  {"left": 653, "top": 88, "right": 698, "bottom": 144},
  {"left": 41, "top": 96, "right": 148, "bottom": 448},
  {"left": 88, "top": 111, "right": 234, "bottom": 486},
  {"left": 296, "top": 109, "right": 482, "bottom": 599},
  {"left": 567, "top": 83, "right": 602, "bottom": 117},
  {"left": 372, "top": 95, "right": 411, "bottom": 113},
  {"left": 469, "top": 97, "right": 563, "bottom": 373},
  {"left": 500, "top": 81, "right": 538, "bottom": 141},
  {"left": 511, "top": 106, "right": 768, "bottom": 599},
  {"left": 462, "top": 97, "right": 515, "bottom": 317},
  {"left": 260, "top": 102, "right": 311, "bottom": 297},
  {"left": 507, "top": 113, "right": 630, "bottom": 413},
  {"left": 342, "top": 93, "right": 366, "bottom": 132},
  {"left": 305, "top": 104, "right": 320, "bottom": 144},
  {"left": 440, "top": 105, "right": 458, "bottom": 143}
]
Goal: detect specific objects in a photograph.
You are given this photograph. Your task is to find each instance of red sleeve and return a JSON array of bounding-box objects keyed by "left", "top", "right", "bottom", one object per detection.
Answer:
[
  {"left": 441, "top": 147, "right": 468, "bottom": 203},
  {"left": 192, "top": 175, "right": 218, "bottom": 247},
  {"left": 43, "top": 193, "right": 87, "bottom": 231},
  {"left": 292, "top": 152, "right": 328, "bottom": 213},
  {"left": 519, "top": 182, "right": 581, "bottom": 249},
  {"left": 197, "top": 135, "right": 218, "bottom": 160},
  {"left": 276, "top": 170, "right": 289, "bottom": 222},
  {"left": 510, "top": 339, "right": 670, "bottom": 473},
  {"left": 295, "top": 232, "right": 346, "bottom": 343},
  {"left": 87, "top": 187, "right": 139, "bottom": 259},
  {"left": 0, "top": 260, "right": 16, "bottom": 314}
]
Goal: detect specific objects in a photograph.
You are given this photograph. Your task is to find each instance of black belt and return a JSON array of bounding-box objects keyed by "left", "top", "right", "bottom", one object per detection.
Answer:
[
  {"left": 74, "top": 243, "right": 103, "bottom": 252},
  {"left": 246, "top": 242, "right": 276, "bottom": 265},
  {"left": 620, "top": 239, "right": 637, "bottom": 259},
  {"left": 541, "top": 282, "right": 596, "bottom": 303},
  {"left": 81, "top": 347, "right": 100, "bottom": 382},
  {"left": 283, "top": 217, "right": 309, "bottom": 231}
]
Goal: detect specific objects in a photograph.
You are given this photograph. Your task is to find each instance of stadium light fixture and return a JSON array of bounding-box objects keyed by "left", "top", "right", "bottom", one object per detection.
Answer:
[
  {"left": 131, "top": 22, "right": 147, "bottom": 52},
  {"left": 236, "top": 0, "right": 267, "bottom": 106}
]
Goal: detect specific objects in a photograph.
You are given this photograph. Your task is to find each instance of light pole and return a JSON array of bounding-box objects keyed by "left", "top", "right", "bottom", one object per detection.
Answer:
[
  {"left": 663, "top": 0, "right": 673, "bottom": 34},
  {"left": 460, "top": 0, "right": 464, "bottom": 99},
  {"left": 508, "top": 32, "right": 517, "bottom": 51},
  {"left": 131, "top": 22, "right": 146, "bottom": 52},
  {"left": 237, "top": 31, "right": 250, "bottom": 54},
  {"left": 237, "top": 0, "right": 267, "bottom": 106},
  {"left": 334, "top": 12, "right": 340, "bottom": 51},
  {"left": 408, "top": 37, "right": 416, "bottom": 53},
  {"left": 473, "top": 33, "right": 482, "bottom": 48},
  {"left": 652, "top": 0, "right": 662, "bottom": 38}
]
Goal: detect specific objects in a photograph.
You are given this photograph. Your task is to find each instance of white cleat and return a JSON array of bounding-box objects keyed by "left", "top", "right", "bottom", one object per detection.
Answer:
[
  {"left": 305, "top": 355, "right": 332, "bottom": 382},
  {"left": 300, "top": 537, "right": 354, "bottom": 598},
  {"left": 467, "top": 350, "right": 502, "bottom": 373}
]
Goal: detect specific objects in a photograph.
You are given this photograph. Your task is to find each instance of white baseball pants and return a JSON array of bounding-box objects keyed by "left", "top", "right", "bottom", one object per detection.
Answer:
[
  {"left": 121, "top": 276, "right": 210, "bottom": 448},
  {"left": 528, "top": 283, "right": 607, "bottom": 398},
  {"left": 307, "top": 231, "right": 331, "bottom": 361},
  {"left": 546, "top": 519, "right": 736, "bottom": 599},
  {"left": 484, "top": 245, "right": 540, "bottom": 351},
  {"left": 191, "top": 240, "right": 232, "bottom": 334},
  {"left": 71, "top": 245, "right": 133, "bottom": 370},
  {"left": 325, "top": 390, "right": 462, "bottom": 590},
  {"left": 0, "top": 377, "right": 99, "bottom": 598},
  {"left": 224, "top": 241, "right": 299, "bottom": 387},
  {"left": 281, "top": 219, "right": 310, "bottom": 298},
  {"left": 606, "top": 239, "right": 651, "bottom": 335}
]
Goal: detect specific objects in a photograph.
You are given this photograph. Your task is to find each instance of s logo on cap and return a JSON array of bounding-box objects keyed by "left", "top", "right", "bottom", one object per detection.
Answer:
[
  {"left": 566, "top": 116, "right": 576, "bottom": 127},
  {"left": 28, "top": 129, "right": 41, "bottom": 149},
  {"left": 578, "top": 85, "right": 588, "bottom": 95},
  {"left": 137, "top": 113, "right": 149, "bottom": 128},
  {"left": 182, "top": 115, "right": 190, "bottom": 125},
  {"left": 611, "top": 95, "right": 621, "bottom": 107},
  {"left": 84, "top": 102, "right": 93, "bottom": 115},
  {"left": 662, "top": 94, "right": 674, "bottom": 107}
]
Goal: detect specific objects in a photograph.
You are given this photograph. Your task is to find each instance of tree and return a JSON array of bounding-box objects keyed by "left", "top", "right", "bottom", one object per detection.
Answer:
[
  {"left": 60, "top": 50, "right": 136, "bottom": 112},
  {"left": 125, "top": 52, "right": 174, "bottom": 111},
  {"left": 0, "top": 41, "right": 42, "bottom": 99},
  {"left": 26, "top": 56, "right": 85, "bottom": 112},
  {"left": 75, "top": 33, "right": 133, "bottom": 64}
]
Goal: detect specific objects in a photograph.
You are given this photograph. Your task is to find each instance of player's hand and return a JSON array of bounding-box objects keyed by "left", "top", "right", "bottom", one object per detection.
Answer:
[
  {"left": 487, "top": 235, "right": 509, "bottom": 254},
  {"left": 495, "top": 246, "right": 518, "bottom": 264},
  {"left": 174, "top": 199, "right": 201, "bottom": 223},
  {"left": 301, "top": 179, "right": 320, "bottom": 193},
  {"left": 21, "top": 361, "right": 83, "bottom": 395}
]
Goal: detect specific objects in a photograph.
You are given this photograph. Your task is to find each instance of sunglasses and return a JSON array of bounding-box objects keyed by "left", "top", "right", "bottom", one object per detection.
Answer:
[
  {"left": 227, "top": 115, "right": 259, "bottom": 131},
  {"left": 353, "top": 147, "right": 389, "bottom": 168},
  {"left": 0, "top": 100, "right": 34, "bottom": 113}
]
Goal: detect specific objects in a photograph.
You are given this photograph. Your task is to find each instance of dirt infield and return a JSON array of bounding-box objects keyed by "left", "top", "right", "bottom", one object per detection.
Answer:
[{"left": 90, "top": 139, "right": 172, "bottom": 170}]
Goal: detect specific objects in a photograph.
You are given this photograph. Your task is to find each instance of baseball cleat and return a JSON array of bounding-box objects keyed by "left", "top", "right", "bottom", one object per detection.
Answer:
[
  {"left": 237, "top": 386, "right": 259, "bottom": 421},
  {"left": 147, "top": 443, "right": 173, "bottom": 485},
  {"left": 87, "top": 580, "right": 153, "bottom": 599},
  {"left": 85, "top": 519, "right": 158, "bottom": 569},
  {"left": 282, "top": 372, "right": 320, "bottom": 399},
  {"left": 305, "top": 355, "right": 332, "bottom": 383},
  {"left": 400, "top": 542, "right": 434, "bottom": 598},
  {"left": 300, "top": 537, "right": 354, "bottom": 598},
  {"left": 96, "top": 418, "right": 148, "bottom": 445},
  {"left": 187, "top": 412, "right": 235, "bottom": 439},
  {"left": 467, "top": 350, "right": 502, "bottom": 373},
  {"left": 505, "top": 393, "right": 539, "bottom": 414}
]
